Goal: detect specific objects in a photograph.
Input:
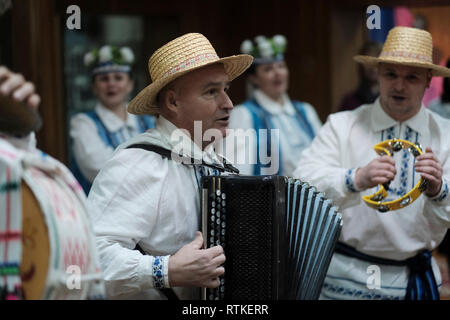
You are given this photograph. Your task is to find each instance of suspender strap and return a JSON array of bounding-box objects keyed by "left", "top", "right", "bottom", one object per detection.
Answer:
[
  {"left": 335, "top": 241, "right": 440, "bottom": 300},
  {"left": 126, "top": 143, "right": 239, "bottom": 174},
  {"left": 85, "top": 110, "right": 120, "bottom": 148},
  {"left": 292, "top": 101, "right": 316, "bottom": 140}
]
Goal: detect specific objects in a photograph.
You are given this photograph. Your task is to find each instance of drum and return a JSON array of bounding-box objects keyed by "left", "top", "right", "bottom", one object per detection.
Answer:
[{"left": 0, "top": 139, "right": 104, "bottom": 300}]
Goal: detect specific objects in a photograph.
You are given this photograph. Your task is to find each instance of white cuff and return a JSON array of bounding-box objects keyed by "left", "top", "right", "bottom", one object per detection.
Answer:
[
  {"left": 345, "top": 168, "right": 362, "bottom": 193},
  {"left": 427, "top": 178, "right": 449, "bottom": 203},
  {"left": 151, "top": 255, "right": 170, "bottom": 288}
]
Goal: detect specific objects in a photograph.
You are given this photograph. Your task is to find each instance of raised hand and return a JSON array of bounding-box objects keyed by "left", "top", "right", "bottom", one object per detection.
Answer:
[
  {"left": 355, "top": 155, "right": 397, "bottom": 190},
  {"left": 0, "top": 66, "right": 41, "bottom": 109},
  {"left": 415, "top": 147, "right": 443, "bottom": 197}
]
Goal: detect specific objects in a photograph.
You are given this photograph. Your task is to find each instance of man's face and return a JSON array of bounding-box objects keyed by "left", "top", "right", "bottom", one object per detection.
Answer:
[
  {"left": 378, "top": 63, "right": 431, "bottom": 121},
  {"left": 170, "top": 63, "right": 233, "bottom": 148}
]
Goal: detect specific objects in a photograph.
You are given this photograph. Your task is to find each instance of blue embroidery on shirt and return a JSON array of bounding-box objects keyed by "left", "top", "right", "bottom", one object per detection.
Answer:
[
  {"left": 152, "top": 256, "right": 165, "bottom": 289},
  {"left": 432, "top": 179, "right": 449, "bottom": 203},
  {"left": 322, "top": 281, "right": 402, "bottom": 300},
  {"left": 345, "top": 168, "right": 358, "bottom": 192},
  {"left": 386, "top": 126, "right": 417, "bottom": 197},
  {"left": 385, "top": 126, "right": 396, "bottom": 140}
]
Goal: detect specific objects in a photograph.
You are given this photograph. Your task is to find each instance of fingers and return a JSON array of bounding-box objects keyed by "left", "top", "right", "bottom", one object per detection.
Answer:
[
  {"left": 191, "top": 231, "right": 204, "bottom": 250},
  {"left": 210, "top": 248, "right": 226, "bottom": 266},
  {"left": 26, "top": 94, "right": 41, "bottom": 110},
  {"left": 378, "top": 155, "right": 396, "bottom": 166},
  {"left": 0, "top": 72, "right": 25, "bottom": 96},
  {"left": 12, "top": 81, "right": 35, "bottom": 101},
  {"left": 205, "top": 277, "right": 221, "bottom": 289},
  {"left": 0, "top": 66, "right": 41, "bottom": 110},
  {"left": 415, "top": 149, "right": 442, "bottom": 179}
]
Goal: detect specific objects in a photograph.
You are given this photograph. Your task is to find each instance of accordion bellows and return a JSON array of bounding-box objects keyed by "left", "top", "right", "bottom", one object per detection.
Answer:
[{"left": 201, "top": 175, "right": 343, "bottom": 300}]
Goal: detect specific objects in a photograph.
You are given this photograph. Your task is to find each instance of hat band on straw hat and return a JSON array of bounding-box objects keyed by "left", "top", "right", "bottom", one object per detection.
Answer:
[
  {"left": 380, "top": 50, "right": 432, "bottom": 64},
  {"left": 160, "top": 53, "right": 219, "bottom": 80}
]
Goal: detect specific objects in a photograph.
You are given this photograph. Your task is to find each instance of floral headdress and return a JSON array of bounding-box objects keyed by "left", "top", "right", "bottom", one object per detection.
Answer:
[
  {"left": 84, "top": 45, "right": 135, "bottom": 75},
  {"left": 240, "top": 35, "right": 287, "bottom": 65}
]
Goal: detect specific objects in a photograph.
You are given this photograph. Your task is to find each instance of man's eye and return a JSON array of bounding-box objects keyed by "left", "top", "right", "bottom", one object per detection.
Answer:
[
  {"left": 407, "top": 75, "right": 418, "bottom": 81},
  {"left": 385, "top": 72, "right": 396, "bottom": 78}
]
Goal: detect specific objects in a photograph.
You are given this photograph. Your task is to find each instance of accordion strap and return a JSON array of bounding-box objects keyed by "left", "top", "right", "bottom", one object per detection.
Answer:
[
  {"left": 126, "top": 143, "right": 239, "bottom": 174},
  {"left": 335, "top": 242, "right": 439, "bottom": 300}
]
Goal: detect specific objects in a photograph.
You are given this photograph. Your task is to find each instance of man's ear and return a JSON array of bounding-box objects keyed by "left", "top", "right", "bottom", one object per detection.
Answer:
[{"left": 164, "top": 89, "right": 178, "bottom": 113}]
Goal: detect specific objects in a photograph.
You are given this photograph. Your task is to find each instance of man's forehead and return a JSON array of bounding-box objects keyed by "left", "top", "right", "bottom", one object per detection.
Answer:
[
  {"left": 378, "top": 63, "right": 428, "bottom": 74},
  {"left": 173, "top": 63, "right": 229, "bottom": 87}
]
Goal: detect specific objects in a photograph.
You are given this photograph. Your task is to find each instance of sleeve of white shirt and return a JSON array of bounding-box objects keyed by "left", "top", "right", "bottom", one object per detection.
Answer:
[
  {"left": 423, "top": 129, "right": 450, "bottom": 226},
  {"left": 87, "top": 148, "right": 170, "bottom": 297},
  {"left": 293, "top": 113, "right": 361, "bottom": 210},
  {"left": 219, "top": 105, "right": 256, "bottom": 175},
  {"left": 70, "top": 114, "right": 115, "bottom": 182}
]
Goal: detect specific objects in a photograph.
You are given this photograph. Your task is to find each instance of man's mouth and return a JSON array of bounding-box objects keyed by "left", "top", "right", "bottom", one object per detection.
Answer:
[
  {"left": 217, "top": 116, "right": 230, "bottom": 122},
  {"left": 391, "top": 95, "right": 407, "bottom": 102}
]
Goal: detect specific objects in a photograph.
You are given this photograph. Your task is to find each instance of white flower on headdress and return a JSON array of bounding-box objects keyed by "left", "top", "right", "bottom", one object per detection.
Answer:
[
  {"left": 120, "top": 47, "right": 135, "bottom": 64},
  {"left": 98, "top": 45, "right": 113, "bottom": 63},
  {"left": 254, "top": 35, "right": 267, "bottom": 44},
  {"left": 240, "top": 40, "right": 254, "bottom": 54},
  {"left": 258, "top": 40, "right": 274, "bottom": 58},
  {"left": 84, "top": 51, "right": 96, "bottom": 67},
  {"left": 272, "top": 34, "right": 287, "bottom": 48}
]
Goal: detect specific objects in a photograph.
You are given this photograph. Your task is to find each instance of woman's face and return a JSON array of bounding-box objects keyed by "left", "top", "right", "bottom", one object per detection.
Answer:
[
  {"left": 250, "top": 60, "right": 289, "bottom": 101},
  {"left": 92, "top": 72, "right": 133, "bottom": 109}
]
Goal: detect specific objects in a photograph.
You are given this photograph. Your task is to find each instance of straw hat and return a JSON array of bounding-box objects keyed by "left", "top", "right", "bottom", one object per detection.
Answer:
[
  {"left": 354, "top": 26, "right": 450, "bottom": 77},
  {"left": 128, "top": 33, "right": 253, "bottom": 115}
]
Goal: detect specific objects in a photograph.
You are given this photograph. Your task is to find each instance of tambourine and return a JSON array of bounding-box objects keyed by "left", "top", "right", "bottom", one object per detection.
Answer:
[{"left": 362, "top": 139, "right": 428, "bottom": 212}]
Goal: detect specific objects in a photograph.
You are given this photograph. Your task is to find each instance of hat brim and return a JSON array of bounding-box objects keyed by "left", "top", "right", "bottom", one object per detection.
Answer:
[
  {"left": 354, "top": 55, "right": 450, "bottom": 78},
  {"left": 128, "top": 54, "right": 253, "bottom": 115}
]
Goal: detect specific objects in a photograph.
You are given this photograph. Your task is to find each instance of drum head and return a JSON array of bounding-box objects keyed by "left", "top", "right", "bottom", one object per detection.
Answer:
[{"left": 20, "top": 181, "right": 50, "bottom": 300}]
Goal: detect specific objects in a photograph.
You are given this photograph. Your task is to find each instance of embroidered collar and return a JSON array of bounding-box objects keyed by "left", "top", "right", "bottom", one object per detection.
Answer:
[
  {"left": 94, "top": 103, "right": 140, "bottom": 132},
  {"left": 253, "top": 89, "right": 296, "bottom": 116},
  {"left": 370, "top": 98, "right": 428, "bottom": 135}
]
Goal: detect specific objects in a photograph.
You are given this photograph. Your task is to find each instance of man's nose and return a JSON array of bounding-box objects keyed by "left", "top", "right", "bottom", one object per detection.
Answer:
[
  {"left": 220, "top": 92, "right": 234, "bottom": 110},
  {"left": 393, "top": 77, "right": 406, "bottom": 91}
]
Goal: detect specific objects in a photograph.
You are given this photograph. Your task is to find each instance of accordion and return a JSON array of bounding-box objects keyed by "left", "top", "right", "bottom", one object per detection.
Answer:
[{"left": 200, "top": 175, "right": 342, "bottom": 300}]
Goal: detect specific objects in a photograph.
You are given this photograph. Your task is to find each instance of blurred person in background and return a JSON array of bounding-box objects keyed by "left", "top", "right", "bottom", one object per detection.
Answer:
[
  {"left": 338, "top": 41, "right": 382, "bottom": 112},
  {"left": 70, "top": 45, "right": 155, "bottom": 194},
  {"left": 219, "top": 35, "right": 322, "bottom": 176}
]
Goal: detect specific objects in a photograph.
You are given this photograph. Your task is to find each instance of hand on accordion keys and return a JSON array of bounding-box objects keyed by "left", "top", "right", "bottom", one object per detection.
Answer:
[{"left": 168, "top": 231, "right": 226, "bottom": 288}]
